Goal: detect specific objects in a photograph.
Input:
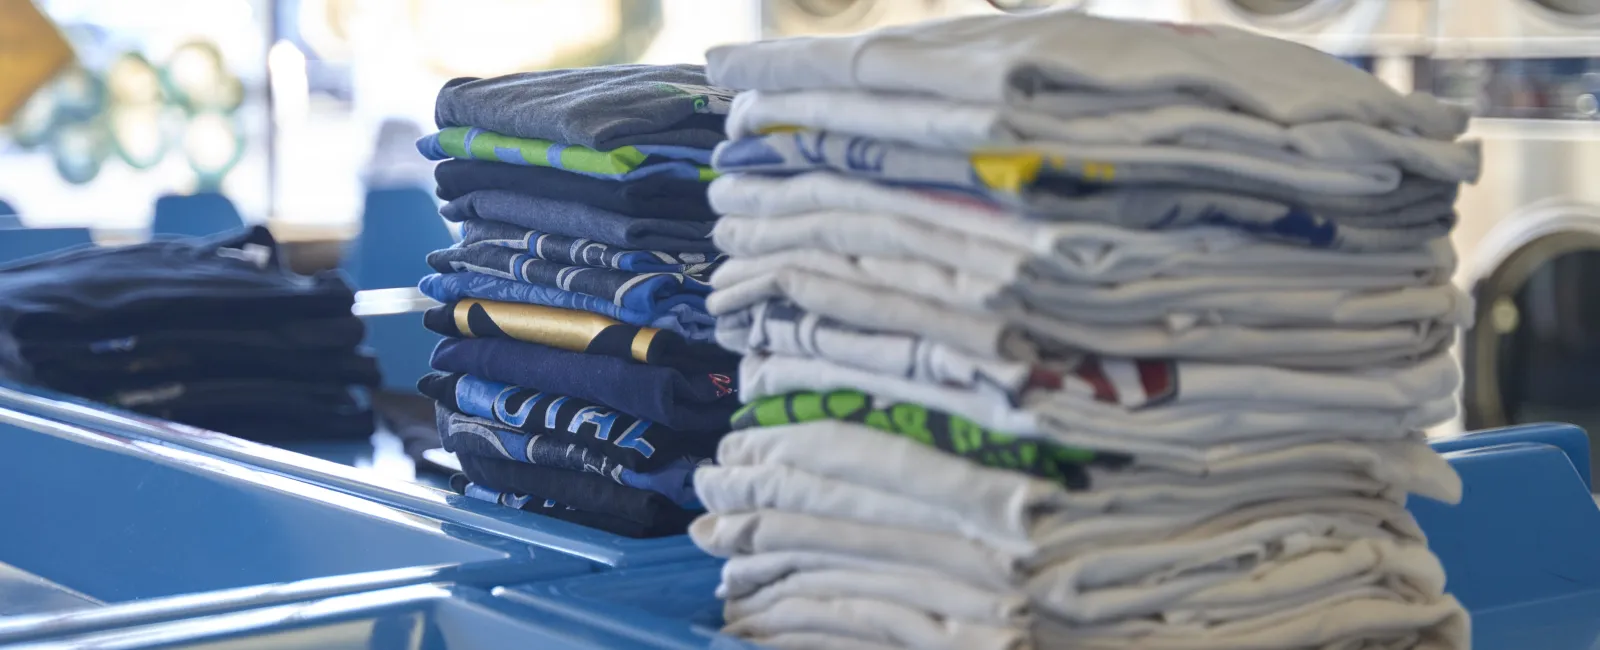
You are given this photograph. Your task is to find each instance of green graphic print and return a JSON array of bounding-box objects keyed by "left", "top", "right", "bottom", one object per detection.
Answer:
[{"left": 731, "top": 390, "right": 1133, "bottom": 490}]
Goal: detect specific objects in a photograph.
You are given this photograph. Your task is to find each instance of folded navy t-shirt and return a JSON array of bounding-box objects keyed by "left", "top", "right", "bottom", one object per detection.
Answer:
[
  {"left": 437, "top": 405, "right": 703, "bottom": 508},
  {"left": 422, "top": 300, "right": 735, "bottom": 371},
  {"left": 0, "top": 226, "right": 354, "bottom": 341},
  {"left": 425, "top": 242, "right": 711, "bottom": 316},
  {"left": 459, "top": 218, "right": 723, "bottom": 275},
  {"left": 440, "top": 190, "right": 719, "bottom": 253},
  {"left": 429, "top": 337, "right": 739, "bottom": 434},
  {"left": 419, "top": 372, "right": 718, "bottom": 471},
  {"left": 434, "top": 159, "right": 717, "bottom": 220},
  {"left": 33, "top": 345, "right": 380, "bottom": 395},
  {"left": 457, "top": 453, "right": 692, "bottom": 526},
  {"left": 449, "top": 474, "right": 696, "bottom": 539}
]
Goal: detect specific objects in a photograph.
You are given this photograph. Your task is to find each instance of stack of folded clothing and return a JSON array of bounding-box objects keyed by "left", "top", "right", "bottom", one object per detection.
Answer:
[
  {"left": 689, "top": 12, "right": 1477, "bottom": 650},
  {"left": 415, "top": 64, "right": 743, "bottom": 538},
  {"left": 0, "top": 227, "right": 379, "bottom": 441}
]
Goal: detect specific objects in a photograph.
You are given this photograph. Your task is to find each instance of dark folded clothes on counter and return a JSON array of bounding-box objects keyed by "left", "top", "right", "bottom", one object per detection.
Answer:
[
  {"left": 440, "top": 190, "right": 718, "bottom": 253},
  {"left": 423, "top": 299, "right": 734, "bottom": 370},
  {"left": 107, "top": 378, "right": 374, "bottom": 440},
  {"left": 425, "top": 243, "right": 711, "bottom": 316},
  {"left": 437, "top": 405, "right": 705, "bottom": 508},
  {"left": 450, "top": 474, "right": 696, "bottom": 538},
  {"left": 374, "top": 390, "right": 446, "bottom": 469},
  {"left": 13, "top": 318, "right": 368, "bottom": 366},
  {"left": 419, "top": 372, "right": 719, "bottom": 470},
  {"left": 169, "top": 411, "right": 377, "bottom": 442},
  {"left": 430, "top": 337, "right": 739, "bottom": 433},
  {"left": 0, "top": 226, "right": 355, "bottom": 341},
  {"left": 459, "top": 218, "right": 723, "bottom": 276},
  {"left": 434, "top": 160, "right": 717, "bottom": 221},
  {"left": 30, "top": 345, "right": 380, "bottom": 395},
  {"left": 458, "top": 453, "right": 695, "bottom": 526},
  {"left": 433, "top": 63, "right": 730, "bottom": 151}
]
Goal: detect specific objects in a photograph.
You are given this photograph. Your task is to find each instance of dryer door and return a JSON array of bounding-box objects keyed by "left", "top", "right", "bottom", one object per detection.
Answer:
[
  {"left": 1528, "top": 0, "right": 1600, "bottom": 17},
  {"left": 1224, "top": 0, "right": 1352, "bottom": 27},
  {"left": 1466, "top": 228, "right": 1600, "bottom": 469}
]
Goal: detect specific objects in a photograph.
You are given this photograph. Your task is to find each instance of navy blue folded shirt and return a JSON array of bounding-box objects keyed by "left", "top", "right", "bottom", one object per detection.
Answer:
[
  {"left": 457, "top": 453, "right": 692, "bottom": 527},
  {"left": 426, "top": 242, "right": 711, "bottom": 316},
  {"left": 437, "top": 405, "right": 704, "bottom": 508},
  {"left": 0, "top": 226, "right": 355, "bottom": 341},
  {"left": 440, "top": 190, "right": 719, "bottom": 253},
  {"left": 460, "top": 218, "right": 723, "bottom": 276},
  {"left": 419, "top": 372, "right": 718, "bottom": 470},
  {"left": 434, "top": 159, "right": 717, "bottom": 221},
  {"left": 449, "top": 474, "right": 696, "bottom": 539},
  {"left": 429, "top": 337, "right": 738, "bottom": 433}
]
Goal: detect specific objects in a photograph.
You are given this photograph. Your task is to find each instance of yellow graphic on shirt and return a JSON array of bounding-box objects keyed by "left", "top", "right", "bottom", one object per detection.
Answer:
[
  {"left": 756, "top": 124, "right": 804, "bottom": 134},
  {"left": 972, "top": 150, "right": 1117, "bottom": 191}
]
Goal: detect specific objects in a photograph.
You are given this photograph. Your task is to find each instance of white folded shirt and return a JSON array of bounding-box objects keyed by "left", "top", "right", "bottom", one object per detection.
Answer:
[
  {"left": 705, "top": 10, "right": 1469, "bottom": 138},
  {"left": 723, "top": 569, "right": 1029, "bottom": 631},
  {"left": 713, "top": 129, "right": 1409, "bottom": 203},
  {"left": 740, "top": 632, "right": 905, "bottom": 650},
  {"left": 693, "top": 462, "right": 1409, "bottom": 558},
  {"left": 719, "top": 301, "right": 1462, "bottom": 410},
  {"left": 704, "top": 510, "right": 1445, "bottom": 629},
  {"left": 738, "top": 354, "right": 1457, "bottom": 473},
  {"left": 690, "top": 493, "right": 1426, "bottom": 588},
  {"left": 726, "top": 91, "right": 1481, "bottom": 183},
  {"left": 1035, "top": 591, "right": 1468, "bottom": 650},
  {"left": 710, "top": 247, "right": 1471, "bottom": 328},
  {"left": 717, "top": 422, "right": 1463, "bottom": 507},
  {"left": 713, "top": 270, "right": 1454, "bottom": 368},
  {"left": 710, "top": 204, "right": 1456, "bottom": 286},
  {"left": 723, "top": 596, "right": 1027, "bottom": 650},
  {"left": 716, "top": 302, "right": 1036, "bottom": 400}
]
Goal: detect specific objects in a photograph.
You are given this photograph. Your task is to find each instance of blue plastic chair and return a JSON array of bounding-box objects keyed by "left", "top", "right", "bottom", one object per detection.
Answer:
[
  {"left": 151, "top": 193, "right": 245, "bottom": 238},
  {"left": 0, "top": 214, "right": 21, "bottom": 229},
  {"left": 1416, "top": 423, "right": 1600, "bottom": 649},
  {"left": 0, "top": 228, "right": 95, "bottom": 266},
  {"left": 0, "top": 199, "right": 17, "bottom": 217},
  {"left": 341, "top": 187, "right": 454, "bottom": 290}
]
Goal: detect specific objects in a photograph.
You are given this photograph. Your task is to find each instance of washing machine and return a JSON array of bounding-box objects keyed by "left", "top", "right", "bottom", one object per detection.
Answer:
[
  {"left": 1436, "top": 0, "right": 1600, "bottom": 57},
  {"left": 759, "top": 0, "right": 1187, "bottom": 38},
  {"left": 760, "top": 0, "right": 973, "bottom": 37},
  {"left": 1186, "top": 0, "right": 1432, "bottom": 90},
  {"left": 1430, "top": 0, "right": 1600, "bottom": 442}
]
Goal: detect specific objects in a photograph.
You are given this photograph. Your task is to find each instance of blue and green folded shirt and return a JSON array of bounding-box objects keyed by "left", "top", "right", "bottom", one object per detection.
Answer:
[{"left": 418, "top": 126, "right": 718, "bottom": 182}]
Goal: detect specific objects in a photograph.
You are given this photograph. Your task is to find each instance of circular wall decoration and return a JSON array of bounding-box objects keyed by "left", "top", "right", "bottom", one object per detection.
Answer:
[
  {"left": 107, "top": 52, "right": 164, "bottom": 106},
  {"left": 108, "top": 103, "right": 170, "bottom": 169},
  {"left": 182, "top": 110, "right": 245, "bottom": 189},
  {"left": 164, "top": 41, "right": 242, "bottom": 113},
  {"left": 51, "top": 66, "right": 106, "bottom": 122},
  {"left": 50, "top": 117, "right": 112, "bottom": 185},
  {"left": 8, "top": 86, "right": 60, "bottom": 149}
]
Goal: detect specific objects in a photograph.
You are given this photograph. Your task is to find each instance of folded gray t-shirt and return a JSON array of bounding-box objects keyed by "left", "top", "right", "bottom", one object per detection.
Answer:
[{"left": 434, "top": 63, "right": 735, "bottom": 151}]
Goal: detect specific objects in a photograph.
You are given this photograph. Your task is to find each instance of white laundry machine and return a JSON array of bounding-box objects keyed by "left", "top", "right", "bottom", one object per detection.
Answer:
[
  {"left": 1431, "top": 0, "right": 1600, "bottom": 440},
  {"left": 1185, "top": 0, "right": 1433, "bottom": 90},
  {"left": 759, "top": 0, "right": 1188, "bottom": 37},
  {"left": 1436, "top": 0, "right": 1600, "bottom": 57},
  {"left": 759, "top": 0, "right": 979, "bottom": 37},
  {"left": 1188, "top": 0, "right": 1432, "bottom": 52}
]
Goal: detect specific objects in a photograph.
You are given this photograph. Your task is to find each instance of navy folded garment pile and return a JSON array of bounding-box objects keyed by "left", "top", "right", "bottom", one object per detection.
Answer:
[
  {"left": 417, "top": 63, "right": 742, "bottom": 538},
  {"left": 0, "top": 226, "right": 379, "bottom": 441}
]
